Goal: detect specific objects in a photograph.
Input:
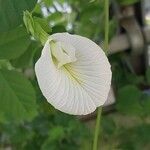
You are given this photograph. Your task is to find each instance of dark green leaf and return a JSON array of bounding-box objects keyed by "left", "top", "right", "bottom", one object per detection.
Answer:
[
  {"left": 146, "top": 67, "right": 150, "bottom": 85},
  {"left": 117, "top": 0, "right": 139, "bottom": 5},
  {"left": 11, "top": 41, "right": 41, "bottom": 68},
  {"left": 0, "top": 26, "right": 31, "bottom": 59},
  {"left": 119, "top": 124, "right": 150, "bottom": 150},
  {"left": 0, "top": 0, "right": 37, "bottom": 32},
  {"left": 126, "top": 73, "right": 144, "bottom": 85},
  {"left": 102, "top": 117, "right": 116, "bottom": 135},
  {"left": 0, "top": 69, "right": 37, "bottom": 123},
  {"left": 116, "top": 85, "right": 143, "bottom": 116},
  {"left": 51, "top": 25, "right": 66, "bottom": 34},
  {"left": 141, "top": 93, "right": 150, "bottom": 116},
  {"left": 0, "top": 123, "right": 34, "bottom": 149}
]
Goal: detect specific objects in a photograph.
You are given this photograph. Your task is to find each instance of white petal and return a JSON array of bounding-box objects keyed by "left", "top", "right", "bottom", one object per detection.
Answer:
[{"left": 35, "top": 32, "right": 112, "bottom": 115}]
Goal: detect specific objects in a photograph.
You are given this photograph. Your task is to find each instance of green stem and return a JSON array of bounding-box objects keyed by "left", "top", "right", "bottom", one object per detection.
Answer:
[
  {"left": 92, "top": 0, "right": 109, "bottom": 150},
  {"left": 104, "top": 0, "right": 109, "bottom": 53},
  {"left": 92, "top": 107, "right": 102, "bottom": 150}
]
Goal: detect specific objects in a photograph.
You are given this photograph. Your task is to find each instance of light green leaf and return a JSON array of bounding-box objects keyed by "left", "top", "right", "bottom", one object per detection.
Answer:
[
  {"left": 23, "top": 11, "right": 49, "bottom": 45},
  {"left": 47, "top": 12, "right": 65, "bottom": 26},
  {"left": 0, "top": 26, "right": 31, "bottom": 59},
  {"left": 34, "top": 17, "right": 52, "bottom": 33},
  {"left": 0, "top": 0, "right": 37, "bottom": 32},
  {"left": 0, "top": 69, "right": 37, "bottom": 123}
]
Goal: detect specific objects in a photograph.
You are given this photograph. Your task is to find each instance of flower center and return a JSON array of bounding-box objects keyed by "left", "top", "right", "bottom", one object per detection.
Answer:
[{"left": 49, "top": 39, "right": 77, "bottom": 68}]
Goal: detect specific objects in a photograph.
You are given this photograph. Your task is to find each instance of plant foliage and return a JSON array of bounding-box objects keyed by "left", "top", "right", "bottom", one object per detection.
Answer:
[{"left": 0, "top": 0, "right": 149, "bottom": 149}]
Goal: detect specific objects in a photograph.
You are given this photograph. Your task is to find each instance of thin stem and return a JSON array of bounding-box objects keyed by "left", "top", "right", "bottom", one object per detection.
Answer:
[
  {"left": 92, "top": 107, "right": 102, "bottom": 150},
  {"left": 92, "top": 0, "right": 109, "bottom": 150},
  {"left": 104, "top": 0, "right": 109, "bottom": 53}
]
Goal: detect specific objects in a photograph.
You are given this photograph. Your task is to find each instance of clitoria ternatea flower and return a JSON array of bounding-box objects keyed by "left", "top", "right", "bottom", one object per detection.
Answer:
[{"left": 35, "top": 33, "right": 112, "bottom": 115}]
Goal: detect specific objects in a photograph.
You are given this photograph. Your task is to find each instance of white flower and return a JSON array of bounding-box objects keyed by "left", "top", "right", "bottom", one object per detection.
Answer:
[{"left": 35, "top": 33, "right": 112, "bottom": 115}]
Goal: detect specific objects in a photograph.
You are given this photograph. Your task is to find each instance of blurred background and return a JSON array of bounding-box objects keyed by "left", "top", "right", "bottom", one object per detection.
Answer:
[{"left": 0, "top": 0, "right": 150, "bottom": 149}]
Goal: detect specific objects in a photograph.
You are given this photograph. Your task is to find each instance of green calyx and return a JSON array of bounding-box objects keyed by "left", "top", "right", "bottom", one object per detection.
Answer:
[{"left": 23, "top": 11, "right": 49, "bottom": 45}]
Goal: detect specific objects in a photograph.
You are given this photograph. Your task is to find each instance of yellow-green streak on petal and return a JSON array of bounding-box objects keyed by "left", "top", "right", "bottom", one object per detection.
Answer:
[{"left": 63, "top": 65, "right": 83, "bottom": 85}]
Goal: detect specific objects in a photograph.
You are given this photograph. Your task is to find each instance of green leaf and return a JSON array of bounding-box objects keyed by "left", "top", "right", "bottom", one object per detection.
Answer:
[
  {"left": 0, "top": 0, "right": 37, "bottom": 32},
  {"left": 23, "top": 11, "right": 49, "bottom": 45},
  {"left": 116, "top": 0, "right": 139, "bottom": 5},
  {"left": 102, "top": 117, "right": 116, "bottom": 135},
  {"left": 0, "top": 60, "right": 12, "bottom": 69},
  {"left": 119, "top": 124, "right": 150, "bottom": 149},
  {"left": 141, "top": 93, "right": 150, "bottom": 116},
  {"left": 41, "top": 126, "right": 65, "bottom": 150},
  {"left": 0, "top": 26, "right": 31, "bottom": 59},
  {"left": 146, "top": 67, "right": 150, "bottom": 85},
  {"left": 51, "top": 25, "right": 66, "bottom": 34},
  {"left": 116, "top": 85, "right": 143, "bottom": 116},
  {"left": 48, "top": 126, "right": 65, "bottom": 141},
  {"left": 126, "top": 73, "right": 144, "bottom": 85},
  {"left": 0, "top": 69, "right": 37, "bottom": 123},
  {"left": 11, "top": 41, "right": 41, "bottom": 68},
  {"left": 44, "top": 0, "right": 53, "bottom": 6},
  {"left": 47, "top": 12, "right": 65, "bottom": 26},
  {"left": 74, "top": 3, "right": 104, "bottom": 40},
  {"left": 33, "top": 17, "right": 52, "bottom": 33},
  {"left": 1, "top": 123, "right": 34, "bottom": 149}
]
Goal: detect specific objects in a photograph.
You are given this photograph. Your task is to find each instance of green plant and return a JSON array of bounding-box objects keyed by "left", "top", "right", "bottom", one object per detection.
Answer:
[{"left": 1, "top": 0, "right": 150, "bottom": 150}]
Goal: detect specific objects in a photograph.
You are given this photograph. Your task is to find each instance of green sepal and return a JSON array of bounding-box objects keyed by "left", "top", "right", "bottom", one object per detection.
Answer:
[{"left": 23, "top": 11, "right": 50, "bottom": 45}]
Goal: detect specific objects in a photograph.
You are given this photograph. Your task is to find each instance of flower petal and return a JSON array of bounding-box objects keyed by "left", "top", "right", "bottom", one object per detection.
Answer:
[{"left": 35, "top": 33, "right": 112, "bottom": 115}]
